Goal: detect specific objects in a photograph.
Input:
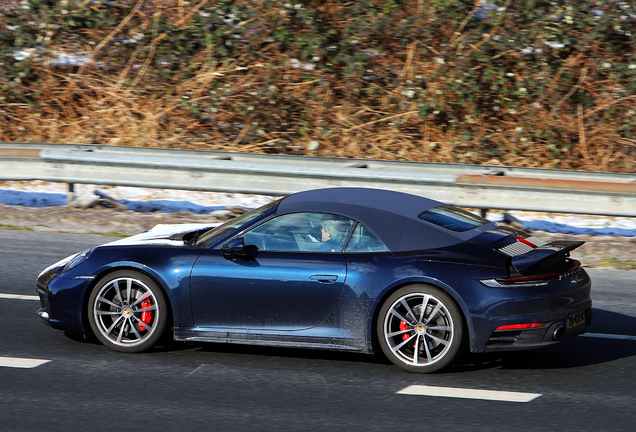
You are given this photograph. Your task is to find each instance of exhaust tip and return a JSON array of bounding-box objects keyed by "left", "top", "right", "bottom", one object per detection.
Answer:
[{"left": 553, "top": 325, "right": 566, "bottom": 340}]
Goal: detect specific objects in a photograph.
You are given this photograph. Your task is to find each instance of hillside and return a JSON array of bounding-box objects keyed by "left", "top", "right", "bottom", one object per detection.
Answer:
[{"left": 1, "top": 0, "right": 635, "bottom": 172}]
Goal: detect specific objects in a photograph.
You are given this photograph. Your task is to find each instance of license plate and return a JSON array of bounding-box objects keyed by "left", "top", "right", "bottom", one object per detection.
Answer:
[{"left": 567, "top": 311, "right": 586, "bottom": 329}]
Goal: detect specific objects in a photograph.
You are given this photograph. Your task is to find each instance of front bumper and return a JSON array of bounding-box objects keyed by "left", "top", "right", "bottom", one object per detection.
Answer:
[
  {"left": 36, "top": 286, "right": 53, "bottom": 327},
  {"left": 36, "top": 274, "right": 93, "bottom": 333}
]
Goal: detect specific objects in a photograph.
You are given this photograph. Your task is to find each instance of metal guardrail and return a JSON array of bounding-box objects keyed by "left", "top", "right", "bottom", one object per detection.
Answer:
[{"left": 1, "top": 142, "right": 635, "bottom": 217}]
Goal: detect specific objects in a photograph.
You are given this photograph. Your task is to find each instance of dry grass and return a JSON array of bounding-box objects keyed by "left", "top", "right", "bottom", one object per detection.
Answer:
[{"left": 1, "top": 0, "right": 634, "bottom": 172}]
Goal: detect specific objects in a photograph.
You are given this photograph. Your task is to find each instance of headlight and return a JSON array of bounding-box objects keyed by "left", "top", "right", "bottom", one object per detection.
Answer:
[
  {"left": 62, "top": 249, "right": 93, "bottom": 273},
  {"left": 37, "top": 249, "right": 93, "bottom": 286}
]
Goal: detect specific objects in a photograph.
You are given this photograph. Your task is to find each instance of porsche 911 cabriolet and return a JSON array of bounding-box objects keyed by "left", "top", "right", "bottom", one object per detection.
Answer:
[{"left": 36, "top": 187, "right": 592, "bottom": 373}]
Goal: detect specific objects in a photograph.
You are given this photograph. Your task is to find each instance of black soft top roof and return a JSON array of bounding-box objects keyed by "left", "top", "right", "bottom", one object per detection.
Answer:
[{"left": 276, "top": 187, "right": 495, "bottom": 252}]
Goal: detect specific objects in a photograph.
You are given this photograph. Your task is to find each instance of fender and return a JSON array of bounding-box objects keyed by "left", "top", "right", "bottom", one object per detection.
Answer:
[
  {"left": 368, "top": 275, "right": 477, "bottom": 353},
  {"left": 86, "top": 260, "right": 193, "bottom": 328}
]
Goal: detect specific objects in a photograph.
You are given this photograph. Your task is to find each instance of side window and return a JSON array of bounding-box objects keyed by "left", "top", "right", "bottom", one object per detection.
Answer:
[
  {"left": 344, "top": 223, "right": 389, "bottom": 253},
  {"left": 418, "top": 205, "right": 488, "bottom": 232},
  {"left": 241, "top": 212, "right": 354, "bottom": 253}
]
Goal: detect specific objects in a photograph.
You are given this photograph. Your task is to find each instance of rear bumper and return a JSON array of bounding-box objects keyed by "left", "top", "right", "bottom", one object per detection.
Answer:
[
  {"left": 484, "top": 307, "right": 592, "bottom": 351},
  {"left": 469, "top": 268, "right": 592, "bottom": 352}
]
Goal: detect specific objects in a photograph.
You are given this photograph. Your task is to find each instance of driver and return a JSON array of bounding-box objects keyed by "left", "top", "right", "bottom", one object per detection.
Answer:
[{"left": 320, "top": 220, "right": 345, "bottom": 252}]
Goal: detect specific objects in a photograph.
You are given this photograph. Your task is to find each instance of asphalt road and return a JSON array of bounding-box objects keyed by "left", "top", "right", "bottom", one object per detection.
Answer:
[{"left": 1, "top": 230, "right": 635, "bottom": 431}]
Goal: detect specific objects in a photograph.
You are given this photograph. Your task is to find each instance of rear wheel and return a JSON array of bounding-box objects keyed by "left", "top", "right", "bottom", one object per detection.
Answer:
[
  {"left": 87, "top": 270, "right": 168, "bottom": 353},
  {"left": 377, "top": 285, "right": 463, "bottom": 373}
]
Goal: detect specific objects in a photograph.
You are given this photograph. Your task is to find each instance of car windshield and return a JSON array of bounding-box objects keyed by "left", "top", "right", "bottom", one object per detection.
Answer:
[
  {"left": 418, "top": 205, "right": 489, "bottom": 232},
  {"left": 195, "top": 199, "right": 279, "bottom": 247}
]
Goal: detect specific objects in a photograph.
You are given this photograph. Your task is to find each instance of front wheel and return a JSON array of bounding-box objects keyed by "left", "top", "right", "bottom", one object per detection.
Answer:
[
  {"left": 87, "top": 271, "right": 168, "bottom": 353},
  {"left": 377, "top": 285, "right": 463, "bottom": 373}
]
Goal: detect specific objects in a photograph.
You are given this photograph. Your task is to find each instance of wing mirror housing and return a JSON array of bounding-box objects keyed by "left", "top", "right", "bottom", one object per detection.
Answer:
[{"left": 221, "top": 237, "right": 246, "bottom": 258}]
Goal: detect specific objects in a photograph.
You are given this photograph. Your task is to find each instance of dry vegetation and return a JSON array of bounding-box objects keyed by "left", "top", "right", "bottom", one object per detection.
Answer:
[{"left": 1, "top": 0, "right": 635, "bottom": 171}]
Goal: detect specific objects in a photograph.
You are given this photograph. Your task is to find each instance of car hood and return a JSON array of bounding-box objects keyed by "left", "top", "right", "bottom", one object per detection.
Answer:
[{"left": 101, "top": 223, "right": 219, "bottom": 247}]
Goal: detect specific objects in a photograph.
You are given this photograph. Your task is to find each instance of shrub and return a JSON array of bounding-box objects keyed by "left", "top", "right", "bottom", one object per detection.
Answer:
[{"left": 0, "top": 0, "right": 634, "bottom": 171}]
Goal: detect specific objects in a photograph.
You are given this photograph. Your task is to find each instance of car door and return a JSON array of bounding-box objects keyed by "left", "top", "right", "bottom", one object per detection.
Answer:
[{"left": 190, "top": 212, "right": 353, "bottom": 331}]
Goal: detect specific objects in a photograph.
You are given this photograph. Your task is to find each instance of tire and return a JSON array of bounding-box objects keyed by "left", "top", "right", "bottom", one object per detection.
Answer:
[
  {"left": 87, "top": 270, "right": 168, "bottom": 353},
  {"left": 376, "top": 284, "right": 463, "bottom": 373}
]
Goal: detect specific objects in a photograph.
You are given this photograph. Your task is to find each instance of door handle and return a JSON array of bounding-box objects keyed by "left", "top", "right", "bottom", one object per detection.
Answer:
[{"left": 309, "top": 275, "right": 339, "bottom": 283}]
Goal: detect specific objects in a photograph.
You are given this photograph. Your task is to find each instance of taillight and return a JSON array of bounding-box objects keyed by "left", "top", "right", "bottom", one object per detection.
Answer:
[
  {"left": 480, "top": 278, "right": 549, "bottom": 288},
  {"left": 481, "top": 260, "right": 582, "bottom": 288}
]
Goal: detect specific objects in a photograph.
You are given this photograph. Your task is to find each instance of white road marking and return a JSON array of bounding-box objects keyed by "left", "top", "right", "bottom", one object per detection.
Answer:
[
  {"left": 0, "top": 356, "right": 51, "bottom": 369},
  {"left": 582, "top": 332, "right": 636, "bottom": 341},
  {"left": 0, "top": 293, "right": 39, "bottom": 301},
  {"left": 397, "top": 385, "right": 542, "bottom": 403}
]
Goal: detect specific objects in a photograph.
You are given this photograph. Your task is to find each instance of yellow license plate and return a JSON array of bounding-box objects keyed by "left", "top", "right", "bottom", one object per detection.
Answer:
[{"left": 567, "top": 311, "right": 586, "bottom": 329}]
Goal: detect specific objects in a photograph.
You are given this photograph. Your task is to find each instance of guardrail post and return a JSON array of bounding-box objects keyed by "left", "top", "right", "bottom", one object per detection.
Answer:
[{"left": 67, "top": 183, "right": 75, "bottom": 204}]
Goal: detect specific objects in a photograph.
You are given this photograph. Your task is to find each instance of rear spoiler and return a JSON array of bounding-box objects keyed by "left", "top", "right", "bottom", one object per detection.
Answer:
[{"left": 510, "top": 241, "right": 585, "bottom": 276}]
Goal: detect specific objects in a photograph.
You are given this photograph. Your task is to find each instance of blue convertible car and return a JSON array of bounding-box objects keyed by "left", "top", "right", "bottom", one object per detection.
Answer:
[{"left": 37, "top": 187, "right": 592, "bottom": 373}]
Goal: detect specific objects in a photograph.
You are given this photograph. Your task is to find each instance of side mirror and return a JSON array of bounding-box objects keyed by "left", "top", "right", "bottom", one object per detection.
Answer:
[{"left": 221, "top": 237, "right": 246, "bottom": 258}]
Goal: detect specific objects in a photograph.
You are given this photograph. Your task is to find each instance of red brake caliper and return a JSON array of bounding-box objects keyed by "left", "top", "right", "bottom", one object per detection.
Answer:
[
  {"left": 139, "top": 298, "right": 153, "bottom": 331},
  {"left": 400, "top": 320, "right": 411, "bottom": 341}
]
